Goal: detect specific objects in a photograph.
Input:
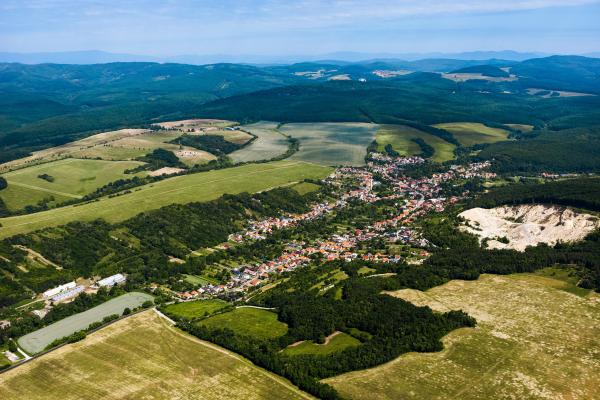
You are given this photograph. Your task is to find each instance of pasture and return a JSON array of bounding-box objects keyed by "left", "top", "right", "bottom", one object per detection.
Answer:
[
  {"left": 163, "top": 299, "right": 228, "bottom": 319},
  {"left": 199, "top": 308, "right": 288, "bottom": 339},
  {"left": 183, "top": 274, "right": 213, "bottom": 286},
  {"left": 18, "top": 292, "right": 154, "bottom": 354},
  {"left": 280, "top": 122, "right": 379, "bottom": 167},
  {"left": 324, "top": 273, "right": 600, "bottom": 399},
  {"left": 283, "top": 333, "right": 361, "bottom": 356},
  {"left": 376, "top": 124, "right": 456, "bottom": 163},
  {"left": 1, "top": 159, "right": 146, "bottom": 209},
  {"left": 230, "top": 121, "right": 289, "bottom": 163},
  {"left": 0, "top": 161, "right": 333, "bottom": 238},
  {"left": 1, "top": 311, "right": 313, "bottom": 400},
  {"left": 292, "top": 182, "right": 321, "bottom": 195},
  {"left": 433, "top": 122, "right": 511, "bottom": 147}
]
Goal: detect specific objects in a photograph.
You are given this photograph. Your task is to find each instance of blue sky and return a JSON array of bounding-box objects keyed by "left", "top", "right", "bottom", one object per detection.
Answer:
[{"left": 0, "top": 0, "right": 598, "bottom": 55}]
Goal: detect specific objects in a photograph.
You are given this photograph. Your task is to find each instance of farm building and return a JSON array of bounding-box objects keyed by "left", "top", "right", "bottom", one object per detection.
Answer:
[
  {"left": 43, "top": 282, "right": 76, "bottom": 298},
  {"left": 98, "top": 274, "right": 126, "bottom": 287},
  {"left": 50, "top": 285, "right": 85, "bottom": 301}
]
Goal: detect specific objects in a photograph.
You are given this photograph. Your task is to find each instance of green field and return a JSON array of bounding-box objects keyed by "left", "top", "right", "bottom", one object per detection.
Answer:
[
  {"left": 199, "top": 308, "right": 288, "bottom": 339},
  {"left": 325, "top": 273, "right": 600, "bottom": 399},
  {"left": 281, "top": 122, "right": 379, "bottom": 167},
  {"left": 230, "top": 122, "right": 290, "bottom": 163},
  {"left": 1, "top": 159, "right": 147, "bottom": 209},
  {"left": 2, "top": 311, "right": 313, "bottom": 399},
  {"left": 283, "top": 333, "right": 361, "bottom": 356},
  {"left": 183, "top": 274, "right": 213, "bottom": 286},
  {"left": 18, "top": 292, "right": 154, "bottom": 354},
  {"left": 432, "top": 122, "right": 511, "bottom": 147},
  {"left": 376, "top": 124, "right": 456, "bottom": 163},
  {"left": 0, "top": 161, "right": 333, "bottom": 239},
  {"left": 164, "top": 299, "right": 228, "bottom": 319},
  {"left": 292, "top": 182, "right": 321, "bottom": 195}
]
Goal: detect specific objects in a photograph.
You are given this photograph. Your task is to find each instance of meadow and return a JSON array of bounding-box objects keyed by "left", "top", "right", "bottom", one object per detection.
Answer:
[
  {"left": 199, "top": 308, "right": 288, "bottom": 339},
  {"left": 432, "top": 122, "right": 512, "bottom": 147},
  {"left": 18, "top": 292, "right": 154, "bottom": 354},
  {"left": 163, "top": 299, "right": 228, "bottom": 319},
  {"left": 324, "top": 273, "right": 600, "bottom": 399},
  {"left": 283, "top": 332, "right": 361, "bottom": 356},
  {"left": 0, "top": 161, "right": 333, "bottom": 238},
  {"left": 1, "top": 311, "right": 313, "bottom": 400},
  {"left": 376, "top": 124, "right": 456, "bottom": 163},
  {"left": 230, "top": 121, "right": 290, "bottom": 163},
  {"left": 281, "top": 122, "right": 379, "bottom": 167},
  {"left": 1, "top": 159, "right": 146, "bottom": 209}
]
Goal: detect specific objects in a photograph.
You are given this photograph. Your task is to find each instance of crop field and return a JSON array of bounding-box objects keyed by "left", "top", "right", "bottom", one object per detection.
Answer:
[
  {"left": 163, "top": 299, "right": 228, "bottom": 319},
  {"left": 505, "top": 124, "right": 534, "bottom": 132},
  {"left": 441, "top": 73, "right": 518, "bottom": 83},
  {"left": 283, "top": 333, "right": 361, "bottom": 356},
  {"left": 199, "top": 308, "right": 288, "bottom": 339},
  {"left": 1, "top": 159, "right": 147, "bottom": 209},
  {"left": 324, "top": 273, "right": 600, "bottom": 399},
  {"left": 432, "top": 122, "right": 511, "bottom": 147},
  {"left": 230, "top": 121, "right": 289, "bottom": 163},
  {"left": 0, "top": 161, "right": 333, "bottom": 238},
  {"left": 376, "top": 124, "right": 456, "bottom": 163},
  {"left": 1, "top": 311, "right": 313, "bottom": 400},
  {"left": 280, "top": 123, "right": 379, "bottom": 167},
  {"left": 18, "top": 292, "right": 154, "bottom": 354}
]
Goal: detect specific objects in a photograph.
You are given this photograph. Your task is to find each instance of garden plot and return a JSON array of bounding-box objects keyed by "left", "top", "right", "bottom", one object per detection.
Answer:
[{"left": 280, "top": 122, "right": 379, "bottom": 166}]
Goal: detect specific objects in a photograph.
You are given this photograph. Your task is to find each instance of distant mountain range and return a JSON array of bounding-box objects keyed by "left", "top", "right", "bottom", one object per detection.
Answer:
[{"left": 1, "top": 49, "right": 597, "bottom": 65}]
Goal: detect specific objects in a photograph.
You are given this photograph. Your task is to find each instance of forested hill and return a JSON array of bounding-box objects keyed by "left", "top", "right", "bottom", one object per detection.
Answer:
[{"left": 191, "top": 73, "right": 600, "bottom": 130}]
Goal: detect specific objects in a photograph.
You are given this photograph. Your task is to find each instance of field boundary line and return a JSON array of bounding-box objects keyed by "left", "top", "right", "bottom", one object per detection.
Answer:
[
  {"left": 0, "top": 162, "right": 301, "bottom": 230},
  {"left": 5, "top": 181, "right": 83, "bottom": 199}
]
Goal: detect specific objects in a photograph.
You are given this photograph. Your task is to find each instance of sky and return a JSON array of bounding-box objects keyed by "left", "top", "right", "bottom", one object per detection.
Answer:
[{"left": 0, "top": 0, "right": 599, "bottom": 56}]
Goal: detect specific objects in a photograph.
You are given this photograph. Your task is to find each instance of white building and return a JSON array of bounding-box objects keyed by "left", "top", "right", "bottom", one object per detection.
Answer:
[
  {"left": 43, "top": 281, "right": 76, "bottom": 298},
  {"left": 98, "top": 274, "right": 126, "bottom": 287},
  {"left": 50, "top": 285, "right": 85, "bottom": 302}
]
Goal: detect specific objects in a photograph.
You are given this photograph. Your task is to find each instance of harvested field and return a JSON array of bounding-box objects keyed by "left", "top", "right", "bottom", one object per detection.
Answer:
[
  {"left": 325, "top": 273, "right": 600, "bottom": 399},
  {"left": 432, "top": 122, "right": 511, "bottom": 147},
  {"left": 1, "top": 311, "right": 313, "bottom": 400},
  {"left": 281, "top": 122, "right": 379, "bottom": 167},
  {"left": 0, "top": 161, "right": 333, "bottom": 238},
  {"left": 376, "top": 124, "right": 456, "bottom": 163},
  {"left": 147, "top": 167, "right": 186, "bottom": 176},
  {"left": 441, "top": 73, "right": 518, "bottom": 82},
  {"left": 459, "top": 205, "right": 600, "bottom": 251},
  {"left": 199, "top": 308, "right": 288, "bottom": 339},
  {"left": 156, "top": 119, "right": 231, "bottom": 128},
  {"left": 526, "top": 88, "right": 595, "bottom": 98},
  {"left": 18, "top": 292, "right": 154, "bottom": 354},
  {"left": 230, "top": 121, "right": 289, "bottom": 163}
]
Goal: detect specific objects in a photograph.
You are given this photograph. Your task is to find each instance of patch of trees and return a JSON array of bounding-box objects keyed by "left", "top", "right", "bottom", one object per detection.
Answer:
[
  {"left": 126, "top": 148, "right": 186, "bottom": 173},
  {"left": 37, "top": 174, "right": 54, "bottom": 182},
  {"left": 171, "top": 134, "right": 244, "bottom": 155},
  {"left": 0, "top": 177, "right": 7, "bottom": 191},
  {"left": 410, "top": 137, "right": 435, "bottom": 158}
]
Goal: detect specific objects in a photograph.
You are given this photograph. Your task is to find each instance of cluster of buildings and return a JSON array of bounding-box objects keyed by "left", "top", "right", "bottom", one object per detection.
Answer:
[{"left": 178, "top": 150, "right": 198, "bottom": 156}]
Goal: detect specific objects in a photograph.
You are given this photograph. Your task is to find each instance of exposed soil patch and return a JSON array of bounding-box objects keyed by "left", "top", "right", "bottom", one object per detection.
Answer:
[
  {"left": 147, "top": 167, "right": 186, "bottom": 177},
  {"left": 459, "top": 205, "right": 599, "bottom": 251}
]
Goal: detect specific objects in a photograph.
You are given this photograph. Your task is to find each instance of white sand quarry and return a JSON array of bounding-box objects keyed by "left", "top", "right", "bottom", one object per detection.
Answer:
[{"left": 460, "top": 205, "right": 599, "bottom": 251}]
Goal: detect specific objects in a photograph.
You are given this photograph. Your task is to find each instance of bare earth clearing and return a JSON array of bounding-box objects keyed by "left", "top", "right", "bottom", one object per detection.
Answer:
[
  {"left": 156, "top": 119, "right": 230, "bottom": 128},
  {"left": 526, "top": 88, "right": 595, "bottom": 98},
  {"left": 325, "top": 274, "right": 600, "bottom": 399},
  {"left": 441, "top": 73, "right": 518, "bottom": 82},
  {"left": 147, "top": 167, "right": 186, "bottom": 176},
  {"left": 459, "top": 205, "right": 599, "bottom": 251},
  {"left": 1, "top": 311, "right": 314, "bottom": 400}
]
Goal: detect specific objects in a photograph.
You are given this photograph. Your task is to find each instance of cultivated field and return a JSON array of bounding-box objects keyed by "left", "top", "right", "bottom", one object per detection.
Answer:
[
  {"left": 0, "top": 161, "right": 333, "bottom": 238},
  {"left": 199, "top": 308, "right": 288, "bottom": 339},
  {"left": 283, "top": 332, "right": 361, "bottom": 356},
  {"left": 1, "top": 159, "right": 146, "bottom": 209},
  {"left": 281, "top": 122, "right": 379, "bottom": 166},
  {"left": 432, "top": 122, "right": 511, "bottom": 147},
  {"left": 376, "top": 124, "right": 456, "bottom": 163},
  {"left": 2, "top": 311, "right": 313, "bottom": 400},
  {"left": 230, "top": 122, "right": 289, "bottom": 163},
  {"left": 441, "top": 73, "right": 518, "bottom": 82},
  {"left": 324, "top": 273, "right": 600, "bottom": 399},
  {"left": 156, "top": 119, "right": 231, "bottom": 128},
  {"left": 164, "top": 300, "right": 228, "bottom": 319},
  {"left": 526, "top": 88, "right": 596, "bottom": 98},
  {"left": 18, "top": 292, "right": 154, "bottom": 354},
  {"left": 505, "top": 124, "right": 534, "bottom": 132}
]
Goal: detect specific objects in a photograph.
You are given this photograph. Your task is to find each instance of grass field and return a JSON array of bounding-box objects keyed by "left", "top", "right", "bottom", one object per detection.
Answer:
[
  {"left": 1, "top": 311, "right": 314, "bottom": 400},
  {"left": 230, "top": 122, "right": 289, "bottom": 163},
  {"left": 0, "top": 161, "right": 333, "bottom": 239},
  {"left": 376, "top": 124, "right": 456, "bottom": 163},
  {"left": 183, "top": 274, "right": 213, "bottom": 286},
  {"left": 292, "top": 182, "right": 321, "bottom": 195},
  {"left": 17, "top": 292, "right": 154, "bottom": 354},
  {"left": 163, "top": 300, "right": 228, "bottom": 319},
  {"left": 324, "top": 273, "right": 600, "bottom": 399},
  {"left": 199, "top": 308, "right": 288, "bottom": 339},
  {"left": 283, "top": 333, "right": 361, "bottom": 356},
  {"left": 1, "top": 159, "right": 147, "bottom": 209},
  {"left": 280, "top": 123, "right": 379, "bottom": 167},
  {"left": 432, "top": 122, "right": 511, "bottom": 147}
]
